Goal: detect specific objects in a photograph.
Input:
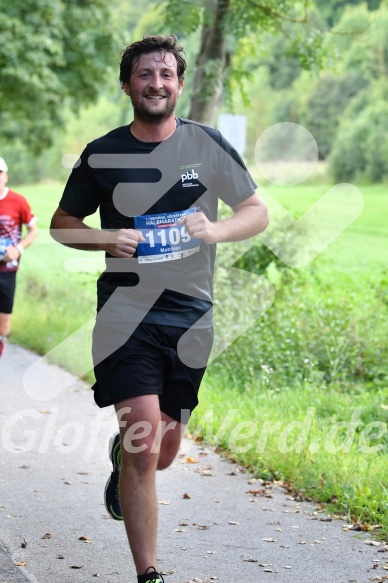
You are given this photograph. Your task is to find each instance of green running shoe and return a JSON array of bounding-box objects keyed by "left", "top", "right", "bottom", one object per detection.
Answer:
[
  {"left": 142, "top": 566, "right": 164, "bottom": 583},
  {"left": 104, "top": 432, "right": 123, "bottom": 520}
]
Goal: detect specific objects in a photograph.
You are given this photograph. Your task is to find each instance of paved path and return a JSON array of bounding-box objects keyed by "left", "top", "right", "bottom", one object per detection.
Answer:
[{"left": 0, "top": 343, "right": 386, "bottom": 583}]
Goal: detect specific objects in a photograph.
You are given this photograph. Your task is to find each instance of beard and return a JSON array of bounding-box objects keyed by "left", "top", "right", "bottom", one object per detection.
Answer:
[{"left": 130, "top": 94, "right": 178, "bottom": 123}]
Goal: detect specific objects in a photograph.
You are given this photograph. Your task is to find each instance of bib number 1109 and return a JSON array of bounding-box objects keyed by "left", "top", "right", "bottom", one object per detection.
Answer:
[{"left": 145, "top": 226, "right": 191, "bottom": 248}]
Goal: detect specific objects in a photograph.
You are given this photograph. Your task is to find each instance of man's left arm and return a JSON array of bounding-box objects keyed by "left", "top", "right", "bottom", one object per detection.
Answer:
[{"left": 181, "top": 193, "right": 269, "bottom": 244}]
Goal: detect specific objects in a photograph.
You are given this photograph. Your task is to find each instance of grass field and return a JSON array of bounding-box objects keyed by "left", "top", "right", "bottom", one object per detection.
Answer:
[{"left": 8, "top": 179, "right": 388, "bottom": 538}]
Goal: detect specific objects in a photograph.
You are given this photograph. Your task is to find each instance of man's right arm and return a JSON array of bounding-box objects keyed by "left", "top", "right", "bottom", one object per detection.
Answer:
[{"left": 50, "top": 207, "right": 144, "bottom": 258}]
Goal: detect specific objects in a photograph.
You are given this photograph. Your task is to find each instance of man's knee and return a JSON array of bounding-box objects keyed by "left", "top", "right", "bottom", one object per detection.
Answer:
[
  {"left": 0, "top": 315, "right": 11, "bottom": 337},
  {"left": 121, "top": 442, "right": 159, "bottom": 475}
]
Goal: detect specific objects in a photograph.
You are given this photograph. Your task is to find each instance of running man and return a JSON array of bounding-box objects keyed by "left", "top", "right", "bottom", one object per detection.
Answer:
[
  {"left": 0, "top": 157, "right": 38, "bottom": 357},
  {"left": 50, "top": 35, "right": 269, "bottom": 583}
]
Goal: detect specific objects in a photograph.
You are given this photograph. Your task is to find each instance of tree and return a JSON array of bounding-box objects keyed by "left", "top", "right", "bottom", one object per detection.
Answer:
[
  {"left": 304, "top": 71, "right": 367, "bottom": 158},
  {"left": 0, "top": 0, "right": 120, "bottom": 152},
  {"left": 160, "top": 0, "right": 328, "bottom": 126},
  {"left": 329, "top": 80, "right": 388, "bottom": 182},
  {"left": 314, "top": 0, "right": 382, "bottom": 27}
]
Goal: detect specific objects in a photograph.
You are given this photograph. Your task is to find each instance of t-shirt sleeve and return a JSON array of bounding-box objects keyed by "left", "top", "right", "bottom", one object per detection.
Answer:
[
  {"left": 59, "top": 146, "right": 100, "bottom": 218},
  {"left": 19, "top": 197, "right": 36, "bottom": 226},
  {"left": 216, "top": 133, "right": 257, "bottom": 207}
]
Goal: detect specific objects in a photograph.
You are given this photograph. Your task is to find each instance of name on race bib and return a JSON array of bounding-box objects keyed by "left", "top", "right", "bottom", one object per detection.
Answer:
[{"left": 134, "top": 208, "right": 201, "bottom": 263}]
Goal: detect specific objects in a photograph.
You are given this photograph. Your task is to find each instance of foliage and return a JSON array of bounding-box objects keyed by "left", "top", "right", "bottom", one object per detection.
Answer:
[
  {"left": 190, "top": 379, "right": 388, "bottom": 537},
  {"left": 329, "top": 80, "right": 388, "bottom": 182},
  {"left": 304, "top": 71, "right": 367, "bottom": 159},
  {"left": 315, "top": 0, "right": 382, "bottom": 27},
  {"left": 159, "top": 0, "right": 333, "bottom": 122},
  {"left": 0, "top": 0, "right": 121, "bottom": 153}
]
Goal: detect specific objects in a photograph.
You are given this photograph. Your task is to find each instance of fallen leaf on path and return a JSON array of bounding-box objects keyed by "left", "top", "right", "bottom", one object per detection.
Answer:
[
  {"left": 185, "top": 457, "right": 199, "bottom": 464},
  {"left": 15, "top": 562, "right": 27, "bottom": 567},
  {"left": 195, "top": 466, "right": 214, "bottom": 476},
  {"left": 159, "top": 500, "right": 171, "bottom": 505},
  {"left": 378, "top": 546, "right": 388, "bottom": 553},
  {"left": 348, "top": 520, "right": 373, "bottom": 531},
  {"left": 41, "top": 533, "right": 52, "bottom": 539},
  {"left": 21, "top": 539, "right": 28, "bottom": 548},
  {"left": 365, "top": 540, "right": 381, "bottom": 546},
  {"left": 229, "top": 521, "right": 239, "bottom": 525},
  {"left": 183, "top": 493, "right": 191, "bottom": 499},
  {"left": 262, "top": 537, "right": 277, "bottom": 542},
  {"left": 70, "top": 565, "right": 83, "bottom": 569},
  {"left": 79, "top": 535, "right": 91, "bottom": 543},
  {"left": 247, "top": 489, "right": 273, "bottom": 498}
]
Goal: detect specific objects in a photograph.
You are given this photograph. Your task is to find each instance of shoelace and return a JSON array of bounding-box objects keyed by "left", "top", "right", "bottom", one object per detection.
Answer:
[{"left": 144, "top": 566, "right": 164, "bottom": 583}]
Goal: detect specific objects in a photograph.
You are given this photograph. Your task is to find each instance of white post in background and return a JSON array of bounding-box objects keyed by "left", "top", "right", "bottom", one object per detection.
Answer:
[{"left": 217, "top": 113, "right": 247, "bottom": 157}]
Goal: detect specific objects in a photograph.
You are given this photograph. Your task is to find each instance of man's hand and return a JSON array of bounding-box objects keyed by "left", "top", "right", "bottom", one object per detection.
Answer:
[
  {"left": 2, "top": 246, "right": 21, "bottom": 262},
  {"left": 180, "top": 212, "right": 218, "bottom": 244},
  {"left": 103, "top": 229, "right": 145, "bottom": 258}
]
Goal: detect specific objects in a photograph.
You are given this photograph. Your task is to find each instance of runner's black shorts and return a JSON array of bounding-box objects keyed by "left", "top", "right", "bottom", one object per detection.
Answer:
[
  {"left": 92, "top": 323, "right": 213, "bottom": 423},
  {"left": 0, "top": 271, "right": 17, "bottom": 314}
]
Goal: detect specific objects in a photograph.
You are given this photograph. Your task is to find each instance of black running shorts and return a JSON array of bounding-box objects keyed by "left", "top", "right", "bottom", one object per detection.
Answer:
[
  {"left": 92, "top": 323, "right": 213, "bottom": 423},
  {"left": 0, "top": 272, "right": 17, "bottom": 314}
]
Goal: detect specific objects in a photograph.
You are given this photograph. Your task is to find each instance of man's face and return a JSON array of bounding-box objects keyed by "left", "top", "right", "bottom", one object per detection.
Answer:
[
  {"left": 124, "top": 51, "right": 184, "bottom": 123},
  {"left": 0, "top": 171, "right": 8, "bottom": 195}
]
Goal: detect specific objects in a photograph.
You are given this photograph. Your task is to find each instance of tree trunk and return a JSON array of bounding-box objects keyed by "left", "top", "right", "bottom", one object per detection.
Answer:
[{"left": 188, "top": 0, "right": 231, "bottom": 127}]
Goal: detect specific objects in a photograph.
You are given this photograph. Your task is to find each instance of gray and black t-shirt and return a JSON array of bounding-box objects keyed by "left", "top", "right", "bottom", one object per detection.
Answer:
[{"left": 59, "top": 118, "right": 257, "bottom": 328}]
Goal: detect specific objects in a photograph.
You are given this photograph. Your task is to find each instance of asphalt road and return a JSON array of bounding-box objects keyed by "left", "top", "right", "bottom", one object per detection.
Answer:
[{"left": 0, "top": 343, "right": 387, "bottom": 583}]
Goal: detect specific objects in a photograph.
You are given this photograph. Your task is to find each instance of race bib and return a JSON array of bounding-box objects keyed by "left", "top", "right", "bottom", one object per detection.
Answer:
[
  {"left": 0, "top": 237, "right": 12, "bottom": 261},
  {"left": 134, "top": 208, "right": 201, "bottom": 264}
]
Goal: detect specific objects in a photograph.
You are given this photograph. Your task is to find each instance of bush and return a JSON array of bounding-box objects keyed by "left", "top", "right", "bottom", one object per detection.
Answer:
[
  {"left": 329, "top": 81, "right": 388, "bottom": 182},
  {"left": 211, "top": 239, "right": 388, "bottom": 391}
]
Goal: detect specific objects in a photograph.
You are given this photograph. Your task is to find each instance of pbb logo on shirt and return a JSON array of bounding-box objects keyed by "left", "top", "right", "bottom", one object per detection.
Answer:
[{"left": 181, "top": 169, "right": 199, "bottom": 186}]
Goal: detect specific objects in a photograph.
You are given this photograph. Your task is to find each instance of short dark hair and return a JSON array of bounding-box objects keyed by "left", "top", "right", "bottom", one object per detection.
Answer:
[{"left": 119, "top": 35, "right": 186, "bottom": 86}]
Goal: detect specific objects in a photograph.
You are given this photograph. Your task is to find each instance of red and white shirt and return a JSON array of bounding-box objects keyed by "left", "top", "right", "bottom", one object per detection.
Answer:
[{"left": 0, "top": 188, "right": 36, "bottom": 272}]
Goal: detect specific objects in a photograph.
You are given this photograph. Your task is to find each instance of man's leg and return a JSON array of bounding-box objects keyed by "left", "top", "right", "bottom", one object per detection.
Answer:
[
  {"left": 0, "top": 313, "right": 12, "bottom": 357},
  {"left": 116, "top": 394, "right": 185, "bottom": 576}
]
